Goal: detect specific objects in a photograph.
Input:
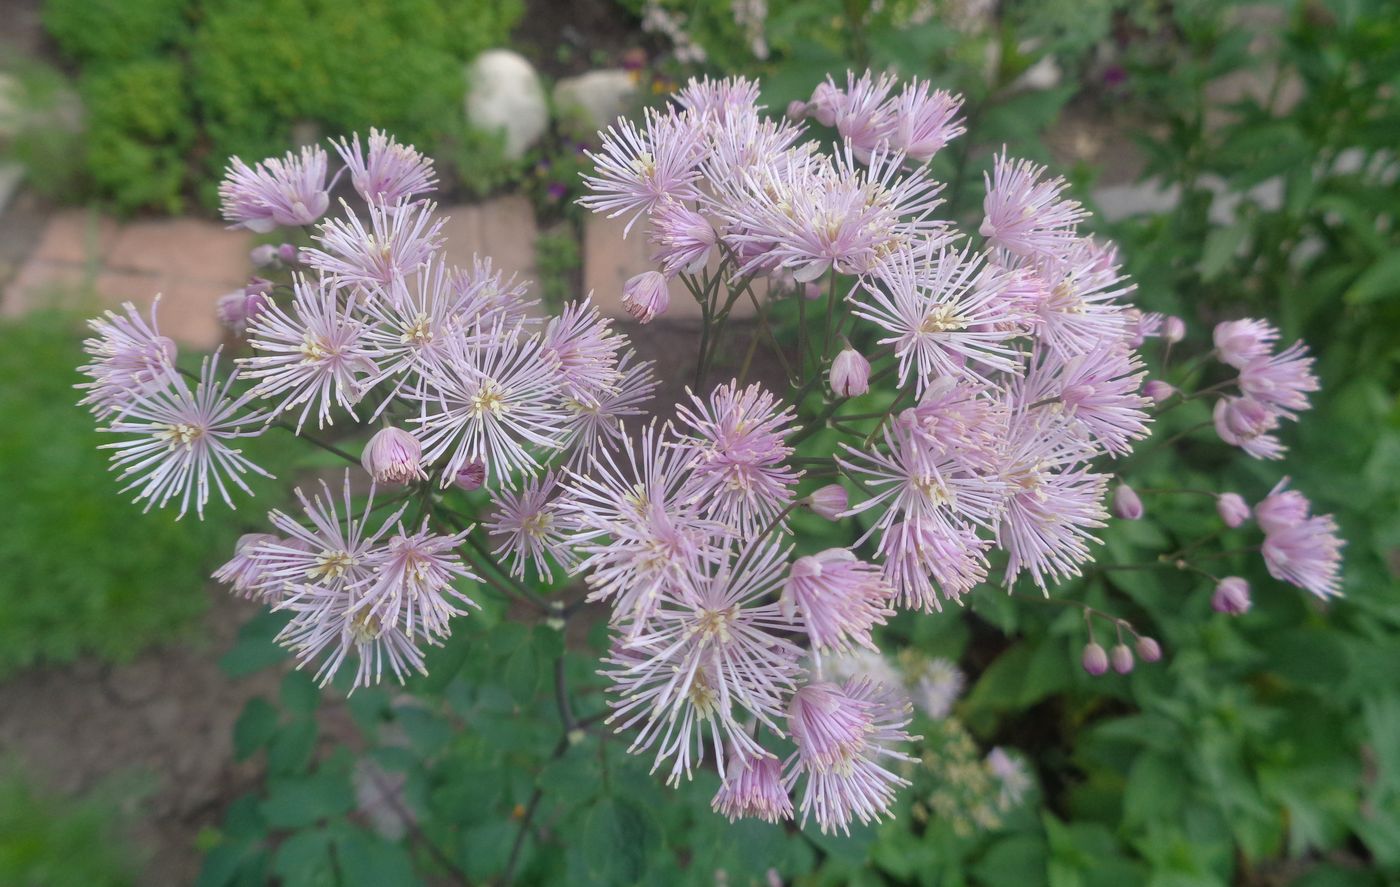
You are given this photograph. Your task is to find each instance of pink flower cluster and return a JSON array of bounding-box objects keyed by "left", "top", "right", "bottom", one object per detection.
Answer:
[{"left": 74, "top": 70, "right": 1345, "bottom": 834}]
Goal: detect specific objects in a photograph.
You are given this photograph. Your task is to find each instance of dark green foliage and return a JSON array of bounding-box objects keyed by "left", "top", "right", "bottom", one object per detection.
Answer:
[
  {"left": 38, "top": 0, "right": 524, "bottom": 212},
  {"left": 0, "top": 769, "right": 141, "bottom": 887},
  {"left": 0, "top": 311, "right": 286, "bottom": 675}
]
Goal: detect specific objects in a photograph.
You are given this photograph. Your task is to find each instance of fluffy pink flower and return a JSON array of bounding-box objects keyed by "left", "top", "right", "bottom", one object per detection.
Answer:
[
  {"left": 334, "top": 129, "right": 437, "bottom": 205},
  {"left": 649, "top": 200, "right": 717, "bottom": 277},
  {"left": 878, "top": 518, "right": 989, "bottom": 611},
  {"left": 541, "top": 297, "right": 623, "bottom": 402},
  {"left": 781, "top": 549, "right": 894, "bottom": 652},
  {"left": 1217, "top": 492, "right": 1251, "bottom": 527},
  {"left": 219, "top": 146, "right": 331, "bottom": 232},
  {"left": 1238, "top": 341, "right": 1318, "bottom": 417},
  {"left": 712, "top": 749, "right": 793, "bottom": 824},
  {"left": 784, "top": 677, "right": 915, "bottom": 835},
  {"left": 1263, "top": 515, "right": 1344, "bottom": 599},
  {"left": 1214, "top": 319, "right": 1278, "bottom": 369},
  {"left": 980, "top": 152, "right": 1086, "bottom": 258},
  {"left": 355, "top": 520, "right": 478, "bottom": 639},
  {"left": 1018, "top": 344, "right": 1150, "bottom": 455},
  {"left": 78, "top": 298, "right": 178, "bottom": 417},
  {"left": 581, "top": 108, "right": 705, "bottom": 235},
  {"left": 560, "top": 349, "right": 658, "bottom": 462},
  {"left": 890, "top": 80, "right": 965, "bottom": 163},
  {"left": 621, "top": 271, "right": 670, "bottom": 323},
  {"left": 1213, "top": 396, "right": 1285, "bottom": 460},
  {"left": 830, "top": 71, "right": 898, "bottom": 163},
  {"left": 99, "top": 352, "right": 271, "bottom": 519},
  {"left": 676, "top": 381, "right": 800, "bottom": 534},
  {"left": 241, "top": 274, "right": 376, "bottom": 431},
  {"left": 1255, "top": 477, "right": 1310, "bottom": 534},
  {"left": 303, "top": 199, "right": 445, "bottom": 288},
  {"left": 603, "top": 542, "right": 802, "bottom": 785},
  {"left": 213, "top": 532, "right": 283, "bottom": 599},
  {"left": 1026, "top": 244, "right": 1133, "bottom": 358},
  {"left": 486, "top": 470, "right": 576, "bottom": 581}
]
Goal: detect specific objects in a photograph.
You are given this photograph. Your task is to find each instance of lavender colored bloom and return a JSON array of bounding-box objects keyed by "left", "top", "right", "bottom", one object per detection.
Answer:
[
  {"left": 673, "top": 77, "right": 762, "bottom": 123},
  {"left": 879, "top": 518, "right": 989, "bottom": 611},
  {"left": 1025, "top": 344, "right": 1150, "bottom": 455},
  {"left": 356, "top": 520, "right": 478, "bottom": 639},
  {"left": 1214, "top": 319, "right": 1279, "bottom": 369},
  {"left": 361, "top": 426, "right": 425, "bottom": 484},
  {"left": 1026, "top": 243, "right": 1133, "bottom": 358},
  {"left": 241, "top": 274, "right": 376, "bottom": 430},
  {"left": 853, "top": 246, "right": 1024, "bottom": 392},
  {"left": 806, "top": 484, "right": 848, "bottom": 520},
  {"left": 213, "top": 532, "right": 283, "bottom": 598},
  {"left": 1143, "top": 379, "right": 1175, "bottom": 403},
  {"left": 486, "top": 470, "right": 575, "bottom": 581},
  {"left": 805, "top": 79, "right": 845, "bottom": 127},
  {"left": 542, "top": 296, "right": 623, "bottom": 403},
  {"left": 913, "top": 656, "right": 964, "bottom": 719},
  {"left": 357, "top": 260, "right": 470, "bottom": 406},
  {"left": 78, "top": 298, "right": 179, "bottom": 417},
  {"left": 829, "top": 346, "right": 871, "bottom": 397},
  {"left": 99, "top": 352, "right": 271, "bottom": 519},
  {"left": 410, "top": 323, "right": 567, "bottom": 487},
  {"left": 676, "top": 381, "right": 800, "bottom": 535},
  {"left": 621, "top": 270, "right": 670, "bottom": 323},
  {"left": 303, "top": 199, "right": 446, "bottom": 288},
  {"left": 603, "top": 542, "right": 802, "bottom": 785},
  {"left": 649, "top": 199, "right": 717, "bottom": 277},
  {"left": 1238, "top": 341, "right": 1319, "bottom": 417},
  {"left": 979, "top": 152, "right": 1086, "bottom": 259},
  {"left": 560, "top": 349, "right": 658, "bottom": 462},
  {"left": 1255, "top": 477, "right": 1309, "bottom": 534},
  {"left": 255, "top": 473, "right": 400, "bottom": 595},
  {"left": 1213, "top": 396, "right": 1285, "bottom": 460},
  {"left": 334, "top": 129, "right": 438, "bottom": 205},
  {"left": 890, "top": 80, "right": 965, "bottom": 163},
  {"left": 216, "top": 289, "right": 271, "bottom": 336},
  {"left": 784, "top": 676, "right": 915, "bottom": 835},
  {"left": 985, "top": 747, "right": 1031, "bottom": 808},
  {"left": 219, "top": 147, "right": 331, "bottom": 232},
  {"left": 712, "top": 749, "right": 793, "bottom": 824},
  {"left": 1217, "top": 492, "right": 1251, "bottom": 527},
  {"left": 581, "top": 108, "right": 705, "bottom": 235},
  {"left": 829, "top": 71, "right": 897, "bottom": 163},
  {"left": 1263, "top": 514, "right": 1344, "bottom": 599},
  {"left": 781, "top": 549, "right": 894, "bottom": 652},
  {"left": 1212, "top": 577, "right": 1252, "bottom": 614},
  {"left": 451, "top": 255, "right": 540, "bottom": 330}
]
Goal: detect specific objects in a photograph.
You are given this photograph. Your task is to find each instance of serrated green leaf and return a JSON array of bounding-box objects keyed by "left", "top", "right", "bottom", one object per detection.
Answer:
[{"left": 232, "top": 697, "right": 279, "bottom": 761}]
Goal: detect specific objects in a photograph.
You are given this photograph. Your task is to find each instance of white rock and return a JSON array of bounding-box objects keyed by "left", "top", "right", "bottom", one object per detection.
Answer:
[
  {"left": 553, "top": 69, "right": 637, "bottom": 135},
  {"left": 465, "top": 49, "right": 548, "bottom": 160}
]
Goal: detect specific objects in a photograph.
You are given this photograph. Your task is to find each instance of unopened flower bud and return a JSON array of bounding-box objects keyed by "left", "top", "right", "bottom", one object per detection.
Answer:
[
  {"left": 829, "top": 347, "right": 871, "bottom": 397},
  {"left": 1217, "top": 493, "right": 1250, "bottom": 528},
  {"left": 1212, "top": 577, "right": 1251, "bottom": 615},
  {"left": 1135, "top": 636, "right": 1162, "bottom": 663},
  {"left": 1113, "top": 484, "right": 1144, "bottom": 520},
  {"left": 277, "top": 243, "right": 300, "bottom": 264},
  {"left": 786, "top": 100, "right": 807, "bottom": 120},
  {"left": 452, "top": 460, "right": 487, "bottom": 491},
  {"left": 1082, "top": 642, "right": 1109, "bottom": 676},
  {"left": 244, "top": 276, "right": 273, "bottom": 297},
  {"left": 1111, "top": 644, "right": 1135, "bottom": 674},
  {"left": 361, "top": 427, "right": 425, "bottom": 484},
  {"left": 1213, "top": 319, "right": 1277, "bottom": 369},
  {"left": 621, "top": 271, "right": 669, "bottom": 323},
  {"left": 806, "top": 484, "right": 847, "bottom": 520},
  {"left": 217, "top": 290, "right": 271, "bottom": 335},
  {"left": 249, "top": 244, "right": 278, "bottom": 267},
  {"left": 802, "top": 282, "right": 823, "bottom": 300},
  {"left": 1142, "top": 380, "right": 1175, "bottom": 403},
  {"left": 1162, "top": 316, "right": 1186, "bottom": 343}
]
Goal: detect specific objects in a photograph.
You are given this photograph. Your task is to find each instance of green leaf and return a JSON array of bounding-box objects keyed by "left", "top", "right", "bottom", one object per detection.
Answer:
[
  {"left": 218, "top": 610, "right": 290, "bottom": 678},
  {"left": 232, "top": 697, "right": 279, "bottom": 761},
  {"left": 260, "top": 769, "right": 354, "bottom": 829},
  {"left": 579, "top": 796, "right": 660, "bottom": 884},
  {"left": 1344, "top": 252, "right": 1400, "bottom": 305},
  {"left": 271, "top": 828, "right": 336, "bottom": 887},
  {"left": 1123, "top": 751, "right": 1185, "bottom": 829},
  {"left": 280, "top": 670, "right": 321, "bottom": 716},
  {"left": 1198, "top": 222, "right": 1250, "bottom": 282},
  {"left": 335, "top": 830, "right": 422, "bottom": 887},
  {"left": 974, "top": 834, "right": 1049, "bottom": 887},
  {"left": 266, "top": 718, "right": 318, "bottom": 777}
]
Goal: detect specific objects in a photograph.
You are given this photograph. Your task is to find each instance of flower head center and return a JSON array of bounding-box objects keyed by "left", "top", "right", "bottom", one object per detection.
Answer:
[
  {"left": 310, "top": 549, "right": 358, "bottom": 581},
  {"left": 469, "top": 380, "right": 507, "bottom": 418},
  {"left": 158, "top": 422, "right": 204, "bottom": 450}
]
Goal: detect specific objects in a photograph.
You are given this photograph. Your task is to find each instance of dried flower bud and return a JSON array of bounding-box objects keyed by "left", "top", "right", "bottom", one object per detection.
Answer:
[
  {"left": 1135, "top": 636, "right": 1162, "bottom": 663},
  {"left": 829, "top": 347, "right": 871, "bottom": 397},
  {"left": 249, "top": 244, "right": 279, "bottom": 267},
  {"left": 1217, "top": 493, "right": 1250, "bottom": 528},
  {"left": 1111, "top": 644, "right": 1135, "bottom": 674},
  {"left": 1162, "top": 316, "right": 1186, "bottom": 343},
  {"left": 1212, "top": 577, "right": 1251, "bottom": 615},
  {"left": 362, "top": 427, "right": 425, "bottom": 484},
  {"left": 1082, "top": 642, "right": 1109, "bottom": 676},
  {"left": 806, "top": 484, "right": 848, "bottom": 520},
  {"left": 1142, "top": 380, "right": 1175, "bottom": 403},
  {"left": 621, "top": 271, "right": 669, "bottom": 323},
  {"left": 1112, "top": 483, "right": 1144, "bottom": 520},
  {"left": 452, "top": 460, "right": 487, "bottom": 491}
]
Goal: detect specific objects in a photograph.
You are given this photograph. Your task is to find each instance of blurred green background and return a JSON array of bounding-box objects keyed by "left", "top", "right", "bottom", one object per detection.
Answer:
[{"left": 0, "top": 0, "right": 1397, "bottom": 884}]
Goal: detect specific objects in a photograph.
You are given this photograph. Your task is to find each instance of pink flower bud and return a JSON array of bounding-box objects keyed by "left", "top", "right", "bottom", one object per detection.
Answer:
[
  {"left": 1162, "top": 316, "right": 1186, "bottom": 343},
  {"left": 277, "top": 243, "right": 300, "bottom": 264},
  {"left": 621, "top": 271, "right": 669, "bottom": 323},
  {"left": 1255, "top": 478, "right": 1309, "bottom": 534},
  {"left": 802, "top": 282, "right": 823, "bottom": 300},
  {"left": 1142, "top": 380, "right": 1175, "bottom": 403},
  {"left": 244, "top": 276, "right": 273, "bottom": 296},
  {"left": 1135, "top": 636, "right": 1162, "bottom": 663},
  {"left": 1113, "top": 484, "right": 1144, "bottom": 520},
  {"left": 806, "top": 484, "right": 847, "bottom": 520},
  {"left": 1212, "top": 577, "right": 1251, "bottom": 615},
  {"left": 1217, "top": 493, "right": 1250, "bottom": 528},
  {"left": 1213, "top": 319, "right": 1278, "bottom": 369},
  {"left": 216, "top": 290, "right": 272, "bottom": 335},
  {"left": 829, "top": 347, "right": 871, "bottom": 397},
  {"left": 785, "top": 99, "right": 807, "bottom": 120},
  {"left": 1111, "top": 644, "right": 1135, "bottom": 674},
  {"left": 452, "top": 460, "right": 487, "bottom": 491},
  {"left": 1082, "top": 642, "right": 1109, "bottom": 676},
  {"left": 249, "top": 244, "right": 278, "bottom": 267},
  {"left": 361, "top": 427, "right": 424, "bottom": 484}
]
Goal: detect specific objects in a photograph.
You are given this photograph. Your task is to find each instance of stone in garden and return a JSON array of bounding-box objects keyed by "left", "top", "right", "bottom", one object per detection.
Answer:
[
  {"left": 465, "top": 49, "right": 548, "bottom": 160},
  {"left": 553, "top": 69, "right": 637, "bottom": 137}
]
